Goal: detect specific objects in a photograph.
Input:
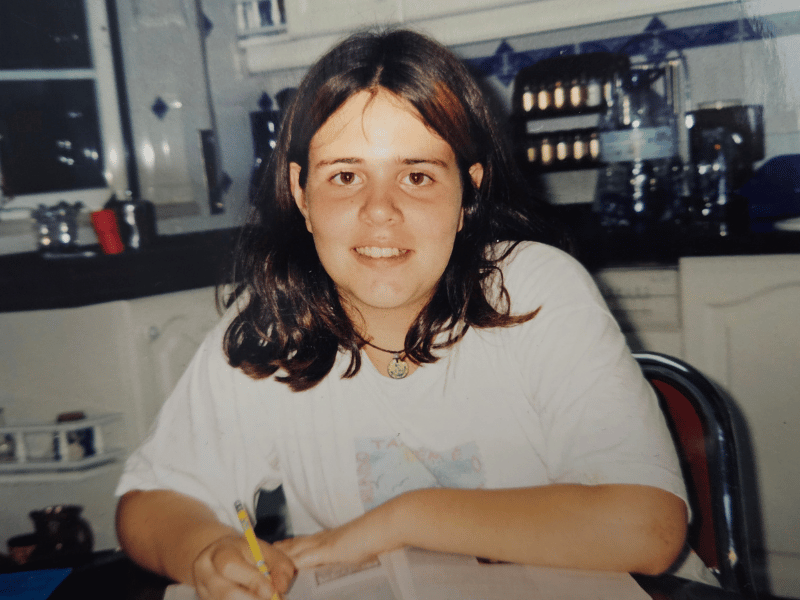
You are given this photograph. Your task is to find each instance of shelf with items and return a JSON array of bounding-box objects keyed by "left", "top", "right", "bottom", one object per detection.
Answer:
[
  {"left": 0, "top": 413, "right": 124, "bottom": 477},
  {"left": 512, "top": 53, "right": 630, "bottom": 120},
  {"left": 516, "top": 127, "right": 602, "bottom": 172},
  {"left": 511, "top": 52, "right": 630, "bottom": 174}
]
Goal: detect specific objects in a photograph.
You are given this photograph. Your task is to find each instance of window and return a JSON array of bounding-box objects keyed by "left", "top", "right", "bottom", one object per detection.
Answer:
[{"left": 0, "top": 0, "right": 127, "bottom": 215}]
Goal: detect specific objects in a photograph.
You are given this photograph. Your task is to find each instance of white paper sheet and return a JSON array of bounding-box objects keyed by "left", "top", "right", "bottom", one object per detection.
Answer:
[{"left": 163, "top": 548, "right": 650, "bottom": 600}]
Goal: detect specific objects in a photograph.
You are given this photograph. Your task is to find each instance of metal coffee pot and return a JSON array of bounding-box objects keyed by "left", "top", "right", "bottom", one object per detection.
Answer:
[{"left": 31, "top": 201, "right": 84, "bottom": 252}]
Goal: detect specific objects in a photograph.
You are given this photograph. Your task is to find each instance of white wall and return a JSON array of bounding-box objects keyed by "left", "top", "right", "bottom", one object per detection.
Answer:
[
  {"left": 196, "top": 0, "right": 800, "bottom": 215},
  {"left": 2, "top": 1, "right": 799, "bottom": 254}
]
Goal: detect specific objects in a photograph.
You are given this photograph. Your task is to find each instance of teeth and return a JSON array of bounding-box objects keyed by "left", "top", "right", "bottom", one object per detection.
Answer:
[{"left": 355, "top": 246, "right": 404, "bottom": 258}]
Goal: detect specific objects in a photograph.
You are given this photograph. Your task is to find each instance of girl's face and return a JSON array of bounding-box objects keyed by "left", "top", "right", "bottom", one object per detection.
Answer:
[{"left": 290, "top": 89, "right": 482, "bottom": 325}]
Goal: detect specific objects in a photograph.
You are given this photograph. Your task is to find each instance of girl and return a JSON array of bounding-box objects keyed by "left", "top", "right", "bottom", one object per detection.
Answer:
[{"left": 116, "top": 29, "right": 692, "bottom": 600}]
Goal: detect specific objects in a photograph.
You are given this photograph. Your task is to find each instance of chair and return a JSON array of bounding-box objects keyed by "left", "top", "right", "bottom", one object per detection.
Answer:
[{"left": 634, "top": 352, "right": 756, "bottom": 596}]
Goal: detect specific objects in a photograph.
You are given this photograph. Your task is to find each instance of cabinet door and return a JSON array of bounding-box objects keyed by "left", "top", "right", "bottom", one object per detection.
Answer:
[
  {"left": 125, "top": 287, "right": 220, "bottom": 446},
  {"left": 681, "top": 254, "right": 800, "bottom": 598},
  {"left": 285, "top": 0, "right": 402, "bottom": 38}
]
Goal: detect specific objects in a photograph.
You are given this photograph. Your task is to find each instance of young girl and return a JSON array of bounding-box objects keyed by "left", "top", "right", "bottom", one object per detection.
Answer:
[{"left": 116, "top": 29, "right": 693, "bottom": 600}]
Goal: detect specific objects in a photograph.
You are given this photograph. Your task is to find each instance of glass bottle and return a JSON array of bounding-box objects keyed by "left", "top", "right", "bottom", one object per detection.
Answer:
[
  {"left": 573, "top": 132, "right": 587, "bottom": 163},
  {"left": 595, "top": 67, "right": 680, "bottom": 230},
  {"left": 540, "top": 137, "right": 554, "bottom": 166},
  {"left": 589, "top": 131, "right": 601, "bottom": 163},
  {"left": 521, "top": 85, "right": 535, "bottom": 113},
  {"left": 537, "top": 81, "right": 552, "bottom": 112},
  {"left": 553, "top": 80, "right": 566, "bottom": 110},
  {"left": 556, "top": 134, "right": 569, "bottom": 163},
  {"left": 526, "top": 142, "right": 538, "bottom": 164},
  {"left": 569, "top": 76, "right": 585, "bottom": 110}
]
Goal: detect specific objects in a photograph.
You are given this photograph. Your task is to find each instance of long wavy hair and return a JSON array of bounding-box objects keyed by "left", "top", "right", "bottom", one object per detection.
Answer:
[{"left": 223, "top": 28, "right": 565, "bottom": 391}]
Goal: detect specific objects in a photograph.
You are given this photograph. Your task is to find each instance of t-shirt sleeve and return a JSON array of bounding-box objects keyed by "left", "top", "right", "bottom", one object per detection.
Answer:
[
  {"left": 115, "top": 317, "right": 282, "bottom": 527},
  {"left": 501, "top": 243, "right": 688, "bottom": 505}
]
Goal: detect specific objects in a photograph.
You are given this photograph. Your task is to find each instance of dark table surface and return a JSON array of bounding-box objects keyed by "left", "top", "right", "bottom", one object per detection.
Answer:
[
  {"left": 0, "top": 228, "right": 238, "bottom": 312},
  {"left": 2, "top": 211, "right": 800, "bottom": 313},
  {"left": 20, "top": 550, "right": 753, "bottom": 600}
]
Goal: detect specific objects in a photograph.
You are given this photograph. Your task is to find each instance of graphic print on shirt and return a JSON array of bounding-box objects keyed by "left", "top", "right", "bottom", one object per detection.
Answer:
[{"left": 355, "top": 437, "right": 486, "bottom": 511}]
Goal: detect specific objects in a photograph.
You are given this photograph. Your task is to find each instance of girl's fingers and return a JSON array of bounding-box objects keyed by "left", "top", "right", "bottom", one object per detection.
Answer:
[
  {"left": 219, "top": 559, "right": 274, "bottom": 597},
  {"left": 194, "top": 535, "right": 292, "bottom": 599}
]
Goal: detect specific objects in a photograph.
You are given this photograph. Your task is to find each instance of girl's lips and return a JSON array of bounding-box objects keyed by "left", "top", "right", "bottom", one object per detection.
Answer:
[{"left": 354, "top": 246, "right": 409, "bottom": 258}]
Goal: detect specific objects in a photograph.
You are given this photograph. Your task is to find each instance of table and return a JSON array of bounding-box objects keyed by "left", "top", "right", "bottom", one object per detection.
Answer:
[{"left": 38, "top": 551, "right": 752, "bottom": 600}]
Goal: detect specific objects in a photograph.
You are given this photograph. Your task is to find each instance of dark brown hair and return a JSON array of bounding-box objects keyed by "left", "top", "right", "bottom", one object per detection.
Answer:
[{"left": 224, "top": 28, "right": 563, "bottom": 391}]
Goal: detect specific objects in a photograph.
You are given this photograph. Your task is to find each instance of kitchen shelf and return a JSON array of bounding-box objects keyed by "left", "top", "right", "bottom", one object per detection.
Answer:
[
  {"left": 0, "top": 413, "right": 123, "bottom": 476},
  {"left": 511, "top": 53, "right": 630, "bottom": 174}
]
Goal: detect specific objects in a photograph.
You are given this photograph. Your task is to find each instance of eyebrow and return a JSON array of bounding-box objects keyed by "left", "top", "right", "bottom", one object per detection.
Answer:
[{"left": 314, "top": 157, "right": 451, "bottom": 169}]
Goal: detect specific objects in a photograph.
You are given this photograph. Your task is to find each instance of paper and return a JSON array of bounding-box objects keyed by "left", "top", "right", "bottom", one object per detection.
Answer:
[
  {"left": 0, "top": 569, "right": 72, "bottom": 600},
  {"left": 163, "top": 548, "right": 650, "bottom": 600},
  {"left": 393, "top": 548, "right": 650, "bottom": 600}
]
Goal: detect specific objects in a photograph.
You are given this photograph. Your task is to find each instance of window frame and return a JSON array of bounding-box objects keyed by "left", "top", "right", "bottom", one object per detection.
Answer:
[{"left": 0, "top": 0, "right": 128, "bottom": 218}]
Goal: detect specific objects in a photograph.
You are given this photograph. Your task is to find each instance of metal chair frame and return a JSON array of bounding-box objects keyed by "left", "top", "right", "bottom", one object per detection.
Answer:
[{"left": 634, "top": 352, "right": 757, "bottom": 596}]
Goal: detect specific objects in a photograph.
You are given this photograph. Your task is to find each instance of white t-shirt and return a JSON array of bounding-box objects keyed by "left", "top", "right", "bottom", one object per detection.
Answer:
[{"left": 116, "top": 242, "right": 713, "bottom": 583}]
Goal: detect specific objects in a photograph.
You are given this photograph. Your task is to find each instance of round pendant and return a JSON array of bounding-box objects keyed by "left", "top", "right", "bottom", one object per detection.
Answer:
[{"left": 387, "top": 356, "right": 410, "bottom": 379}]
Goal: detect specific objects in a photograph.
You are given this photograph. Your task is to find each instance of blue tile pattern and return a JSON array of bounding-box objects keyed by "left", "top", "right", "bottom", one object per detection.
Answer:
[
  {"left": 151, "top": 96, "right": 169, "bottom": 120},
  {"left": 258, "top": 92, "right": 273, "bottom": 111},
  {"left": 466, "top": 10, "right": 800, "bottom": 86}
]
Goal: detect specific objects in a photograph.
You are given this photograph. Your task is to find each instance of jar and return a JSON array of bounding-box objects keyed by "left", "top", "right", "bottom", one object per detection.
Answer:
[
  {"left": 573, "top": 133, "right": 587, "bottom": 162},
  {"left": 589, "top": 131, "right": 601, "bottom": 162},
  {"left": 553, "top": 80, "right": 566, "bottom": 110},
  {"left": 540, "top": 137, "right": 554, "bottom": 166},
  {"left": 556, "top": 135, "right": 570, "bottom": 162},
  {"left": 526, "top": 143, "right": 538, "bottom": 164},
  {"left": 521, "top": 85, "right": 535, "bottom": 113},
  {"left": 569, "top": 77, "right": 585, "bottom": 109},
  {"left": 537, "top": 84, "right": 552, "bottom": 112}
]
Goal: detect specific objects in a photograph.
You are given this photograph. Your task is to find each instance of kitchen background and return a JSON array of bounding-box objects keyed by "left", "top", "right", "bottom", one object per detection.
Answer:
[{"left": 1, "top": 0, "right": 799, "bottom": 597}]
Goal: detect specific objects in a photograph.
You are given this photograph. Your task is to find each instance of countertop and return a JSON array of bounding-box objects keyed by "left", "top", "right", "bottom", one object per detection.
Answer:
[
  {"left": 0, "top": 228, "right": 238, "bottom": 312},
  {"left": 554, "top": 204, "right": 800, "bottom": 270},
  {"left": 2, "top": 214, "right": 799, "bottom": 313}
]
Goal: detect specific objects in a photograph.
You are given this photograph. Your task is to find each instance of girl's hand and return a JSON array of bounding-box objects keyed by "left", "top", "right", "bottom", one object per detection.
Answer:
[
  {"left": 274, "top": 503, "right": 403, "bottom": 570},
  {"left": 192, "top": 533, "right": 296, "bottom": 600}
]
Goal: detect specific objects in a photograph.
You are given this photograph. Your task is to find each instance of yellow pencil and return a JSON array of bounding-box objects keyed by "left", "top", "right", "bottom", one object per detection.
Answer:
[{"left": 235, "top": 500, "right": 280, "bottom": 600}]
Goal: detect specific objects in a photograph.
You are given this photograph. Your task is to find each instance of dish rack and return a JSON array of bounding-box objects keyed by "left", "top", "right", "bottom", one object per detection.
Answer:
[{"left": 0, "top": 413, "right": 123, "bottom": 474}]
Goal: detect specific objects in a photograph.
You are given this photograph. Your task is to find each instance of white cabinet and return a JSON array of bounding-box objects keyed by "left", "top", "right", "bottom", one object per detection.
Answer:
[
  {"left": 594, "top": 266, "right": 682, "bottom": 357},
  {"left": 0, "top": 286, "right": 221, "bottom": 551},
  {"left": 681, "top": 254, "right": 800, "bottom": 598}
]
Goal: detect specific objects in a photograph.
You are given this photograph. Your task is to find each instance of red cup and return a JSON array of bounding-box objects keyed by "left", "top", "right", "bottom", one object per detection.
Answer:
[{"left": 91, "top": 209, "right": 124, "bottom": 255}]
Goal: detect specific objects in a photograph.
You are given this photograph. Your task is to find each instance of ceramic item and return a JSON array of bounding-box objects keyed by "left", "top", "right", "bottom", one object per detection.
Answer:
[{"left": 28, "top": 504, "right": 93, "bottom": 561}]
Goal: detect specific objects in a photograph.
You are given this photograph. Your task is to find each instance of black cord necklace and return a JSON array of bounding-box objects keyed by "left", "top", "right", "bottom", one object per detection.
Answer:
[{"left": 363, "top": 340, "right": 410, "bottom": 379}]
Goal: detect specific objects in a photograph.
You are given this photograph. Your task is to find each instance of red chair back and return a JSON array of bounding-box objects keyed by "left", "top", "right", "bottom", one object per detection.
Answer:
[
  {"left": 635, "top": 353, "right": 756, "bottom": 596},
  {"left": 652, "top": 378, "right": 717, "bottom": 571}
]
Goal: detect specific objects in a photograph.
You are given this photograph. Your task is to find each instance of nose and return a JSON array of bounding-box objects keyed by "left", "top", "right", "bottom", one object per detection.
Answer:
[{"left": 359, "top": 183, "right": 402, "bottom": 225}]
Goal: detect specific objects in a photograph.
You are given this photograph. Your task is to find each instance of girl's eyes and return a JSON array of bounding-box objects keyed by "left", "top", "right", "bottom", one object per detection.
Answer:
[
  {"left": 331, "top": 171, "right": 361, "bottom": 185},
  {"left": 328, "top": 171, "right": 433, "bottom": 186},
  {"left": 404, "top": 172, "right": 433, "bottom": 186}
]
